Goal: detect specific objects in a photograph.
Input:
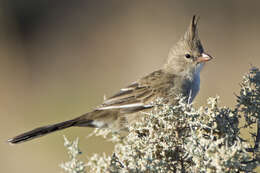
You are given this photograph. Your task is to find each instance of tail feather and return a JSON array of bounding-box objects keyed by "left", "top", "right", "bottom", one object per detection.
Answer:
[{"left": 8, "top": 118, "right": 92, "bottom": 144}]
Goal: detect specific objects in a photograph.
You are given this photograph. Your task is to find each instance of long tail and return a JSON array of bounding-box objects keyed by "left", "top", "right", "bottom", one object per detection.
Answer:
[{"left": 8, "top": 117, "right": 92, "bottom": 144}]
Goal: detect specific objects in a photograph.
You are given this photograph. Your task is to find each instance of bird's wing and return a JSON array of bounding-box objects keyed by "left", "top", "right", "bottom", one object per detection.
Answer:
[{"left": 96, "top": 70, "right": 167, "bottom": 114}]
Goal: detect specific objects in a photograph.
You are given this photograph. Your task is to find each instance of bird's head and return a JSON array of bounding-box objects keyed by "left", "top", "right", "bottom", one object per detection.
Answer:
[{"left": 165, "top": 15, "right": 213, "bottom": 78}]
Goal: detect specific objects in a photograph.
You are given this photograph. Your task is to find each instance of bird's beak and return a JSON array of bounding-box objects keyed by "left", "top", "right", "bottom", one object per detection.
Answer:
[{"left": 197, "top": 52, "right": 213, "bottom": 63}]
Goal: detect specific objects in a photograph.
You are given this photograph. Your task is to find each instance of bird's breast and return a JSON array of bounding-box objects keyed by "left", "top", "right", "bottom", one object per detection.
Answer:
[{"left": 168, "top": 73, "right": 200, "bottom": 104}]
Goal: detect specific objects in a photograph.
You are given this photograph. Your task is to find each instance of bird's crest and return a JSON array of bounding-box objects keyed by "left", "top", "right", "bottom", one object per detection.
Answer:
[{"left": 186, "top": 15, "right": 200, "bottom": 40}]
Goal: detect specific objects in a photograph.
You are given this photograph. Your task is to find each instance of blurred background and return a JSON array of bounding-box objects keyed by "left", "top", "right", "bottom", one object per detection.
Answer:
[{"left": 1, "top": 0, "right": 260, "bottom": 172}]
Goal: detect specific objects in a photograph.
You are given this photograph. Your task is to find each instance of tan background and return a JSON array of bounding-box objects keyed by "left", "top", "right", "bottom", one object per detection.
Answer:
[{"left": 1, "top": 0, "right": 260, "bottom": 172}]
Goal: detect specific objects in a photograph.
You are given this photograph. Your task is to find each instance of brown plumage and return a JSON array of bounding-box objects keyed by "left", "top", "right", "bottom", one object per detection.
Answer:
[{"left": 8, "top": 15, "right": 213, "bottom": 144}]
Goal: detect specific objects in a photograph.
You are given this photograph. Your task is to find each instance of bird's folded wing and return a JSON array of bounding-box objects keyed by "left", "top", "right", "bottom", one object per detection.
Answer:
[
  {"left": 96, "top": 82, "right": 154, "bottom": 113},
  {"left": 96, "top": 70, "right": 166, "bottom": 114}
]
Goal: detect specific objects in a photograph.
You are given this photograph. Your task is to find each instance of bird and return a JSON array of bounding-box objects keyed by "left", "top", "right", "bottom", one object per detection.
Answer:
[{"left": 8, "top": 15, "right": 213, "bottom": 144}]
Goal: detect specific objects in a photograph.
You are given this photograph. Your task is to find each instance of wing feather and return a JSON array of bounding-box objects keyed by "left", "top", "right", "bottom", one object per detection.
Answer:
[{"left": 96, "top": 70, "right": 168, "bottom": 114}]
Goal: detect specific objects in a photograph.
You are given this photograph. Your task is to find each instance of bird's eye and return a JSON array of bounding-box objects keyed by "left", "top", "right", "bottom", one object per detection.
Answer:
[{"left": 185, "top": 54, "right": 191, "bottom": 59}]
